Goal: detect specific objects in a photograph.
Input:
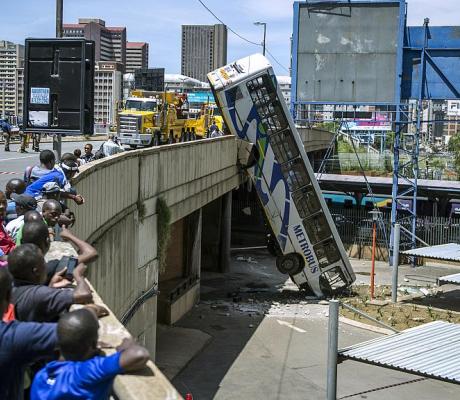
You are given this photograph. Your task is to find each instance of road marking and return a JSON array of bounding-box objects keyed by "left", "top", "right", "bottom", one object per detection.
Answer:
[
  {"left": 277, "top": 320, "right": 306, "bottom": 333},
  {"left": 0, "top": 155, "right": 36, "bottom": 162},
  {"left": 0, "top": 171, "right": 20, "bottom": 175}
]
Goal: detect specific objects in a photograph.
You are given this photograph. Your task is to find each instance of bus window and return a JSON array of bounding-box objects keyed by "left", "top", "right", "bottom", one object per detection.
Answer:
[
  {"left": 292, "top": 186, "right": 321, "bottom": 218},
  {"left": 281, "top": 158, "right": 311, "bottom": 192},
  {"left": 269, "top": 128, "right": 299, "bottom": 163},
  {"left": 247, "top": 75, "right": 288, "bottom": 134},
  {"left": 314, "top": 239, "right": 341, "bottom": 268},
  {"left": 302, "top": 213, "right": 332, "bottom": 244}
]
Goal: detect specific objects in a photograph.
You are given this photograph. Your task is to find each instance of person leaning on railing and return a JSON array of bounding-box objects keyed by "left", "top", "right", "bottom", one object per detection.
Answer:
[{"left": 30, "top": 308, "right": 150, "bottom": 399}]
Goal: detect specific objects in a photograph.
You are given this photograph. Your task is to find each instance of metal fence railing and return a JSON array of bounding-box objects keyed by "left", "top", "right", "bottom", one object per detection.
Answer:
[{"left": 232, "top": 197, "right": 460, "bottom": 254}]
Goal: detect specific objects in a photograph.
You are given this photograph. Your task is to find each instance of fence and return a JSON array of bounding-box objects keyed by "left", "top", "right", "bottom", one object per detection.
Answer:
[
  {"left": 315, "top": 153, "right": 453, "bottom": 180},
  {"left": 330, "top": 205, "right": 460, "bottom": 251},
  {"left": 232, "top": 197, "right": 460, "bottom": 258}
]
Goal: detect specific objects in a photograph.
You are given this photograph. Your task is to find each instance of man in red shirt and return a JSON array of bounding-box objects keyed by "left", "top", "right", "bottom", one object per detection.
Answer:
[{"left": 0, "top": 191, "right": 15, "bottom": 256}]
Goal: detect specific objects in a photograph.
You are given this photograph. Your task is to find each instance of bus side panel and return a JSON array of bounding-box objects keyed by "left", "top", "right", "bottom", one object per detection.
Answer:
[
  {"left": 217, "top": 79, "right": 324, "bottom": 295},
  {"left": 268, "top": 72, "right": 356, "bottom": 286}
]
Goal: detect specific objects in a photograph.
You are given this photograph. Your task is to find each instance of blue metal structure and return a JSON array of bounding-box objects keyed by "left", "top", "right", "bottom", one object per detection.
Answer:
[{"left": 291, "top": 0, "right": 460, "bottom": 259}]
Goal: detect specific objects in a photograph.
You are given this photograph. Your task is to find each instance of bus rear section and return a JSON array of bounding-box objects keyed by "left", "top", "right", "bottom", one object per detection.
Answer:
[{"left": 208, "top": 54, "right": 356, "bottom": 297}]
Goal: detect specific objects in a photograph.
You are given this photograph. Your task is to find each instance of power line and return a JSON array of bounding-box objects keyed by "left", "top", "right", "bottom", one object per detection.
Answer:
[
  {"left": 196, "top": 0, "right": 290, "bottom": 73},
  {"left": 196, "top": 0, "right": 259, "bottom": 46},
  {"left": 265, "top": 48, "right": 290, "bottom": 74}
]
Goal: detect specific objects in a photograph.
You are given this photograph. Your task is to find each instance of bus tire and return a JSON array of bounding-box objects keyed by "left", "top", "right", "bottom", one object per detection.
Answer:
[
  {"left": 129, "top": 144, "right": 137, "bottom": 149},
  {"left": 276, "top": 253, "right": 304, "bottom": 275}
]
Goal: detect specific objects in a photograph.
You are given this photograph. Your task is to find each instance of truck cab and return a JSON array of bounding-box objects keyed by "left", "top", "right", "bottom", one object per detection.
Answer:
[{"left": 118, "top": 97, "right": 161, "bottom": 147}]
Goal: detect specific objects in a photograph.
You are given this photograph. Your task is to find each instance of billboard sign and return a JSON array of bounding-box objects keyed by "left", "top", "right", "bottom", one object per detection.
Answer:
[
  {"left": 292, "top": 0, "right": 403, "bottom": 104},
  {"left": 23, "top": 38, "right": 95, "bottom": 135}
]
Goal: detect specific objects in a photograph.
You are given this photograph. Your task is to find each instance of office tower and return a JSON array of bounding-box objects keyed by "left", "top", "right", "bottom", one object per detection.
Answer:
[
  {"left": 63, "top": 18, "right": 126, "bottom": 70},
  {"left": 0, "top": 40, "right": 24, "bottom": 117},
  {"left": 126, "top": 42, "right": 149, "bottom": 74},
  {"left": 181, "top": 24, "right": 227, "bottom": 82}
]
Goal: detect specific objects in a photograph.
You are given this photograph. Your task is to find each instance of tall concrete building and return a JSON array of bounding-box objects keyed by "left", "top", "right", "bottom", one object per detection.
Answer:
[
  {"left": 94, "top": 61, "right": 123, "bottom": 127},
  {"left": 181, "top": 24, "right": 227, "bottom": 82},
  {"left": 63, "top": 18, "right": 126, "bottom": 70},
  {"left": 0, "top": 40, "right": 24, "bottom": 117},
  {"left": 126, "top": 42, "right": 149, "bottom": 74}
]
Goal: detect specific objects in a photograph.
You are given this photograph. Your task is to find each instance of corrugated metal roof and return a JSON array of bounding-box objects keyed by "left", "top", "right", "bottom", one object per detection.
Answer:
[
  {"left": 438, "top": 272, "right": 460, "bottom": 285},
  {"left": 401, "top": 243, "right": 460, "bottom": 262},
  {"left": 339, "top": 321, "right": 460, "bottom": 384}
]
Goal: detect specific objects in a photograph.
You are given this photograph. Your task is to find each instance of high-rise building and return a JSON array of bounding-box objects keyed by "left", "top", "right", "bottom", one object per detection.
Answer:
[
  {"left": 15, "top": 67, "right": 24, "bottom": 117},
  {"left": 126, "top": 42, "right": 149, "bottom": 74},
  {"left": 94, "top": 61, "right": 123, "bottom": 127},
  {"left": 63, "top": 19, "right": 126, "bottom": 70},
  {"left": 0, "top": 40, "right": 24, "bottom": 118},
  {"left": 181, "top": 24, "right": 227, "bottom": 82}
]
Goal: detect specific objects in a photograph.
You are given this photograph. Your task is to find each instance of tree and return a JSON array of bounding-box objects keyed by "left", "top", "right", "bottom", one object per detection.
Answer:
[{"left": 448, "top": 134, "right": 460, "bottom": 178}]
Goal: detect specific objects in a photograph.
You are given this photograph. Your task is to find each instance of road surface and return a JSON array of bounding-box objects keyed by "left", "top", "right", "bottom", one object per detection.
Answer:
[{"left": 0, "top": 139, "right": 103, "bottom": 189}]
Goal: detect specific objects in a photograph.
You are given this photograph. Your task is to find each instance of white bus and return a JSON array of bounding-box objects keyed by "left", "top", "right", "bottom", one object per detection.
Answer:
[{"left": 208, "top": 54, "right": 355, "bottom": 296}]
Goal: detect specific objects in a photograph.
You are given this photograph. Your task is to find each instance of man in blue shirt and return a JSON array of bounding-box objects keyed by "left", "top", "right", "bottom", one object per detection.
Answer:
[
  {"left": 0, "top": 268, "right": 58, "bottom": 400},
  {"left": 31, "top": 308, "right": 150, "bottom": 399},
  {"left": 25, "top": 155, "right": 85, "bottom": 206},
  {"left": 1, "top": 119, "right": 12, "bottom": 151}
]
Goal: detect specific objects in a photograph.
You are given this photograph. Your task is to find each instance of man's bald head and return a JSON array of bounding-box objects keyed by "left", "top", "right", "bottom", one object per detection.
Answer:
[
  {"left": 23, "top": 210, "right": 42, "bottom": 224},
  {"left": 58, "top": 308, "right": 99, "bottom": 360},
  {"left": 42, "top": 199, "right": 62, "bottom": 227},
  {"left": 5, "top": 179, "right": 26, "bottom": 199},
  {"left": 42, "top": 199, "right": 62, "bottom": 214},
  {"left": 22, "top": 221, "right": 50, "bottom": 254}
]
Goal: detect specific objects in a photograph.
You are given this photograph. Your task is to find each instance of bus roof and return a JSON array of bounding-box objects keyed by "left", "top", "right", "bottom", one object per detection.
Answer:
[{"left": 207, "top": 53, "right": 272, "bottom": 90}]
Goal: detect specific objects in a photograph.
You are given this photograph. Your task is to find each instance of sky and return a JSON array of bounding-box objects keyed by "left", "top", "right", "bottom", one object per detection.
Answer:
[{"left": 3, "top": 0, "right": 460, "bottom": 76}]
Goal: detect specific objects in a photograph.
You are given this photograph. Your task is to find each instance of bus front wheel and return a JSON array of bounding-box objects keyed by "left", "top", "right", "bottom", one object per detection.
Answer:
[{"left": 276, "top": 253, "right": 304, "bottom": 275}]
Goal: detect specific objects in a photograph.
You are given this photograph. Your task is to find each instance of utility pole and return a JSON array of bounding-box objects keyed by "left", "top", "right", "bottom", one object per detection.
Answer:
[
  {"left": 54, "top": 0, "right": 63, "bottom": 159},
  {"left": 254, "top": 22, "right": 267, "bottom": 56}
]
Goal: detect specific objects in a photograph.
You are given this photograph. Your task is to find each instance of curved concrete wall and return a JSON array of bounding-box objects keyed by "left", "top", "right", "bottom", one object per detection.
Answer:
[{"left": 69, "top": 137, "right": 240, "bottom": 356}]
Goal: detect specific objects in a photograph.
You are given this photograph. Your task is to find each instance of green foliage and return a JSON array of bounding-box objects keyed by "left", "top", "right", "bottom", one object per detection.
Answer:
[
  {"left": 448, "top": 134, "right": 460, "bottom": 178},
  {"left": 337, "top": 139, "right": 365, "bottom": 154},
  {"left": 384, "top": 153, "right": 393, "bottom": 173},
  {"left": 157, "top": 197, "right": 171, "bottom": 274},
  {"left": 316, "top": 122, "right": 339, "bottom": 133}
]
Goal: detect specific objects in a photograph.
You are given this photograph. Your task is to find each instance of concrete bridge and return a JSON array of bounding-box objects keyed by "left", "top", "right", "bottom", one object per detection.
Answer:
[{"left": 68, "top": 129, "right": 333, "bottom": 398}]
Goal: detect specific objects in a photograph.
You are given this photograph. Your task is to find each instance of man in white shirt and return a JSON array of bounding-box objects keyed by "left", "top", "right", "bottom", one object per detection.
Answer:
[
  {"left": 6, "top": 194, "right": 37, "bottom": 241},
  {"left": 102, "top": 135, "right": 125, "bottom": 157}
]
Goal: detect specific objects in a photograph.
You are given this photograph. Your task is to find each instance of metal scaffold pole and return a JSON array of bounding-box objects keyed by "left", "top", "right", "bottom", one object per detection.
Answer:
[
  {"left": 54, "top": 0, "right": 63, "bottom": 160},
  {"left": 327, "top": 300, "right": 339, "bottom": 400},
  {"left": 390, "top": 16, "right": 428, "bottom": 261}
]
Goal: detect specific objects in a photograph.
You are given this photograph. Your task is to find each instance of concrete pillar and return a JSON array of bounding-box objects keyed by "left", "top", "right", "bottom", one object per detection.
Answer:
[
  {"left": 186, "top": 209, "right": 202, "bottom": 280},
  {"left": 219, "top": 192, "right": 232, "bottom": 273}
]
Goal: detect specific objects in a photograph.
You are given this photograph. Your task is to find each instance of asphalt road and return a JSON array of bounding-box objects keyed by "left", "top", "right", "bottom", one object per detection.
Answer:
[{"left": 0, "top": 139, "right": 103, "bottom": 190}]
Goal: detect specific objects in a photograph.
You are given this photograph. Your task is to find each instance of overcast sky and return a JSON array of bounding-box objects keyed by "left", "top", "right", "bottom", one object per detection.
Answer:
[{"left": 3, "top": 0, "right": 460, "bottom": 75}]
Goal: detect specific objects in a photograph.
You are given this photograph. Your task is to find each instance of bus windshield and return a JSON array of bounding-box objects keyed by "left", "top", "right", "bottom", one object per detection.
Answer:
[{"left": 125, "top": 100, "right": 157, "bottom": 111}]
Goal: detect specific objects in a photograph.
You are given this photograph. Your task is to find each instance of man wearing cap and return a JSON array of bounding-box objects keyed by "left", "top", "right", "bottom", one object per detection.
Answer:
[
  {"left": 5, "top": 194, "right": 37, "bottom": 242},
  {"left": 36, "top": 182, "right": 62, "bottom": 213},
  {"left": 25, "top": 155, "right": 85, "bottom": 206}
]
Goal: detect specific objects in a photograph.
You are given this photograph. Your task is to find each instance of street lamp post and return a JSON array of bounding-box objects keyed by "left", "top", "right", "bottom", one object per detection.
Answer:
[{"left": 254, "top": 22, "right": 267, "bottom": 56}]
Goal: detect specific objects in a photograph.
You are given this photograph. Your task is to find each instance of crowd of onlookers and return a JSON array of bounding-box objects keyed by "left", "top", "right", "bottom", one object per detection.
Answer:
[
  {"left": 0, "top": 149, "right": 149, "bottom": 399},
  {"left": 72, "top": 136, "right": 126, "bottom": 166}
]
